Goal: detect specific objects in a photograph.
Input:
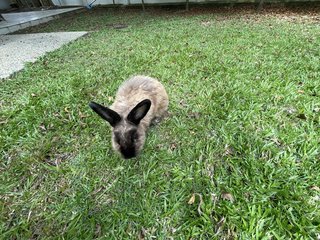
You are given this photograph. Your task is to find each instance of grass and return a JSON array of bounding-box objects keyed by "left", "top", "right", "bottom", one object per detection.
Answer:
[{"left": 1, "top": 5, "right": 320, "bottom": 239}]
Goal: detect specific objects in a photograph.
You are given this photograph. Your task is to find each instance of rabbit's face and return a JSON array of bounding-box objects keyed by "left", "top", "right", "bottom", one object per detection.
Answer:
[
  {"left": 112, "top": 124, "right": 145, "bottom": 159},
  {"left": 89, "top": 99, "right": 151, "bottom": 159}
]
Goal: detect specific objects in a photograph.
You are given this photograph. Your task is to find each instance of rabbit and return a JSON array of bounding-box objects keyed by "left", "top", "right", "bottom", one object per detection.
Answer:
[{"left": 89, "top": 75, "right": 169, "bottom": 159}]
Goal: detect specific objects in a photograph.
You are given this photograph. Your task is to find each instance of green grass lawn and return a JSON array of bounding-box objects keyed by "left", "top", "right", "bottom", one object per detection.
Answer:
[{"left": 1, "top": 6, "right": 320, "bottom": 239}]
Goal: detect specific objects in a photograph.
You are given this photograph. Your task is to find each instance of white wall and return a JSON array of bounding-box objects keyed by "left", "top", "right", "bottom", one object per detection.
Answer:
[
  {"left": 52, "top": 0, "right": 85, "bottom": 6},
  {"left": 127, "top": 0, "right": 186, "bottom": 3},
  {"left": 52, "top": 0, "right": 314, "bottom": 7},
  {"left": 52, "top": 0, "right": 195, "bottom": 6}
]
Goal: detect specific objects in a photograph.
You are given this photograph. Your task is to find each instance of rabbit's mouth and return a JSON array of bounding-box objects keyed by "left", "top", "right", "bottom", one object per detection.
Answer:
[{"left": 120, "top": 147, "right": 136, "bottom": 159}]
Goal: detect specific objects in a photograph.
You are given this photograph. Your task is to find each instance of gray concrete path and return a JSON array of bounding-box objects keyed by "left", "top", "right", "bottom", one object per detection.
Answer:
[
  {"left": 0, "top": 7, "right": 83, "bottom": 34},
  {"left": 0, "top": 32, "right": 87, "bottom": 79}
]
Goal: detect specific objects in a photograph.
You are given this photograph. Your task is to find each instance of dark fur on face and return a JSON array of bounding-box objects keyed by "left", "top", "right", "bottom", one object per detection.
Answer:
[
  {"left": 114, "top": 129, "right": 139, "bottom": 159},
  {"left": 89, "top": 99, "right": 150, "bottom": 159}
]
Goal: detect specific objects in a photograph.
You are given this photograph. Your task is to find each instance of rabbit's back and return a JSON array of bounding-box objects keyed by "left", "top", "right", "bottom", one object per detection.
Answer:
[{"left": 111, "top": 76, "right": 168, "bottom": 122}]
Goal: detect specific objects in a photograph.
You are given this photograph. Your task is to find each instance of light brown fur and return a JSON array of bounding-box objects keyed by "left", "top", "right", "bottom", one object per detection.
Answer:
[{"left": 110, "top": 75, "right": 169, "bottom": 157}]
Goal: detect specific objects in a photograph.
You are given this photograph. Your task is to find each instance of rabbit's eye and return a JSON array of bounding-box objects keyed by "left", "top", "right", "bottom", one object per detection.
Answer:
[
  {"left": 131, "top": 134, "right": 136, "bottom": 142},
  {"left": 129, "top": 131, "right": 138, "bottom": 142},
  {"left": 114, "top": 133, "right": 121, "bottom": 144}
]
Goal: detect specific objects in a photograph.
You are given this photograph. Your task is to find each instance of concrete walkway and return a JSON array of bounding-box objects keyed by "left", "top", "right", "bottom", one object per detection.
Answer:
[
  {"left": 0, "top": 7, "right": 83, "bottom": 34},
  {"left": 0, "top": 32, "right": 87, "bottom": 79}
]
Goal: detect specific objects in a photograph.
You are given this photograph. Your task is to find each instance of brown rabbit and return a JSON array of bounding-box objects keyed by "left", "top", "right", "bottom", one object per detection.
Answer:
[{"left": 89, "top": 75, "right": 169, "bottom": 159}]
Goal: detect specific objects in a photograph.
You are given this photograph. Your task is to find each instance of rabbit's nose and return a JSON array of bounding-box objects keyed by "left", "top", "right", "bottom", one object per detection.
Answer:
[{"left": 121, "top": 147, "right": 136, "bottom": 159}]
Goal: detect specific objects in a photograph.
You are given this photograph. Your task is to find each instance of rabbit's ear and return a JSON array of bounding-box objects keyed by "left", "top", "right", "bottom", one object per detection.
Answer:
[
  {"left": 89, "top": 101, "right": 121, "bottom": 127},
  {"left": 127, "top": 99, "right": 151, "bottom": 125}
]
